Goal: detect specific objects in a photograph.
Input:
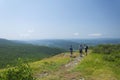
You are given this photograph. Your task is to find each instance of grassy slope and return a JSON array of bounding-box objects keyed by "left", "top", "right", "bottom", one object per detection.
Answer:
[
  {"left": 31, "top": 51, "right": 120, "bottom": 80},
  {"left": 0, "top": 51, "right": 119, "bottom": 80},
  {"left": 30, "top": 52, "right": 72, "bottom": 78},
  {"left": 73, "top": 53, "right": 120, "bottom": 80}
]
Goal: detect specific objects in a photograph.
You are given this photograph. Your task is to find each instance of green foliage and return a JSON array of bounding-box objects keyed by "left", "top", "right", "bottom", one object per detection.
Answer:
[
  {"left": 73, "top": 53, "right": 119, "bottom": 80},
  {"left": 92, "top": 44, "right": 120, "bottom": 67},
  {"left": 92, "top": 44, "right": 120, "bottom": 54},
  {"left": 0, "top": 44, "right": 66, "bottom": 68},
  {"left": 31, "top": 53, "right": 71, "bottom": 74},
  {"left": 0, "top": 59, "right": 36, "bottom": 80},
  {"left": 89, "top": 44, "right": 120, "bottom": 79}
]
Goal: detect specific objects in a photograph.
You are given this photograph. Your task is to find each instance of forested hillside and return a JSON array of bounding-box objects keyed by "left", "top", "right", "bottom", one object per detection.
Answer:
[{"left": 0, "top": 39, "right": 66, "bottom": 68}]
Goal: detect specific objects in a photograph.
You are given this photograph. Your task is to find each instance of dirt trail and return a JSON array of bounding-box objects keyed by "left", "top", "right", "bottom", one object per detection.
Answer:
[
  {"left": 36, "top": 54, "right": 86, "bottom": 80},
  {"left": 53, "top": 55, "right": 85, "bottom": 80},
  {"left": 65, "top": 56, "right": 83, "bottom": 70}
]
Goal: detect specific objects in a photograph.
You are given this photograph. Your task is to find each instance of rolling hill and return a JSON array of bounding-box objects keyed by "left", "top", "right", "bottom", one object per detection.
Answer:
[
  {"left": 0, "top": 38, "right": 66, "bottom": 68},
  {"left": 0, "top": 38, "right": 17, "bottom": 45},
  {"left": 25, "top": 39, "right": 80, "bottom": 50},
  {"left": 23, "top": 39, "right": 120, "bottom": 50}
]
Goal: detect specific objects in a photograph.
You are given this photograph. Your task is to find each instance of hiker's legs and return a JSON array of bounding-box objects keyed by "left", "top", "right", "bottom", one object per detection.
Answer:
[
  {"left": 85, "top": 50, "right": 88, "bottom": 56},
  {"left": 80, "top": 50, "right": 82, "bottom": 57},
  {"left": 70, "top": 51, "right": 73, "bottom": 57},
  {"left": 80, "top": 53, "right": 82, "bottom": 57},
  {"left": 86, "top": 52, "right": 87, "bottom": 56},
  {"left": 85, "top": 51, "right": 87, "bottom": 56}
]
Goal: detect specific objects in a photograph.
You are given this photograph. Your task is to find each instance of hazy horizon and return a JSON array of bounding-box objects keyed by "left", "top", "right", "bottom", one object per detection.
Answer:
[
  {"left": 1, "top": 37, "right": 120, "bottom": 41},
  {"left": 0, "top": 0, "right": 120, "bottom": 40}
]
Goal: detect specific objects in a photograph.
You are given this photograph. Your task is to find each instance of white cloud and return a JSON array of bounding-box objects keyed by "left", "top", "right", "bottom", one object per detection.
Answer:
[
  {"left": 88, "top": 33, "right": 102, "bottom": 37},
  {"left": 74, "top": 32, "right": 79, "bottom": 36},
  {"left": 18, "top": 29, "right": 35, "bottom": 39}
]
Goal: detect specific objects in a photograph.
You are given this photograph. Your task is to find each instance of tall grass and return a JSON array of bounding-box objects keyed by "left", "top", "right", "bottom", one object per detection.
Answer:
[{"left": 73, "top": 53, "right": 118, "bottom": 79}]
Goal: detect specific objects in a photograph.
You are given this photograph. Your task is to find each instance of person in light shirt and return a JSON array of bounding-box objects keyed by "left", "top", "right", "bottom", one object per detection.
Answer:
[{"left": 79, "top": 44, "right": 83, "bottom": 57}]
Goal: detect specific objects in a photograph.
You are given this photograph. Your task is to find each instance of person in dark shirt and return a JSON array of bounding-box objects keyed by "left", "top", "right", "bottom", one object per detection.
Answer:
[
  {"left": 84, "top": 45, "right": 88, "bottom": 56},
  {"left": 69, "top": 45, "right": 73, "bottom": 57}
]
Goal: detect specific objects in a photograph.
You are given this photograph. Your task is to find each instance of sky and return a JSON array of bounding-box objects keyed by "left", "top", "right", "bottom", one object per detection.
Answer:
[{"left": 0, "top": 0, "right": 120, "bottom": 40}]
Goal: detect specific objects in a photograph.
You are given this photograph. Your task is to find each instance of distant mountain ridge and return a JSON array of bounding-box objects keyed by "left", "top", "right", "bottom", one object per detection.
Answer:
[
  {"left": 70, "top": 38, "right": 120, "bottom": 45},
  {"left": 0, "top": 38, "right": 29, "bottom": 46},
  {"left": 24, "top": 38, "right": 120, "bottom": 50},
  {"left": 26, "top": 39, "right": 80, "bottom": 50},
  {"left": 0, "top": 38, "right": 120, "bottom": 49},
  {"left": 0, "top": 38, "right": 15, "bottom": 45}
]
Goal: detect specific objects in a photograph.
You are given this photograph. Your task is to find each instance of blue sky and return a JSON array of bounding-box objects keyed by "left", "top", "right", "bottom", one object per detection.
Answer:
[{"left": 0, "top": 0, "right": 120, "bottom": 40}]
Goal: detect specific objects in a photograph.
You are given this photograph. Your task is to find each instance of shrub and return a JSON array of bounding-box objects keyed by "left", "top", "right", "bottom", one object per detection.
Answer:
[
  {"left": 93, "top": 44, "right": 120, "bottom": 66},
  {"left": 0, "top": 59, "right": 36, "bottom": 80}
]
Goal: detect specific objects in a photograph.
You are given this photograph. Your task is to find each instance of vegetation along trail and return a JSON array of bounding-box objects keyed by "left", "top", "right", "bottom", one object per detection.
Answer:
[{"left": 34, "top": 51, "right": 89, "bottom": 80}]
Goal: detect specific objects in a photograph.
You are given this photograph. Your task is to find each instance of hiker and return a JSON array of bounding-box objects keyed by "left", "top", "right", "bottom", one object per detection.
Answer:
[
  {"left": 79, "top": 44, "right": 83, "bottom": 57},
  {"left": 69, "top": 45, "right": 73, "bottom": 57},
  {"left": 84, "top": 44, "right": 88, "bottom": 56}
]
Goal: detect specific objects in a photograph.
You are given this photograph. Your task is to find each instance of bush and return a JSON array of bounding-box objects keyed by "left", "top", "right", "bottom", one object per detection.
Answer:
[
  {"left": 103, "top": 54, "right": 115, "bottom": 62},
  {"left": 92, "top": 44, "right": 113, "bottom": 54},
  {"left": 0, "top": 59, "right": 36, "bottom": 80},
  {"left": 92, "top": 44, "right": 120, "bottom": 66}
]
